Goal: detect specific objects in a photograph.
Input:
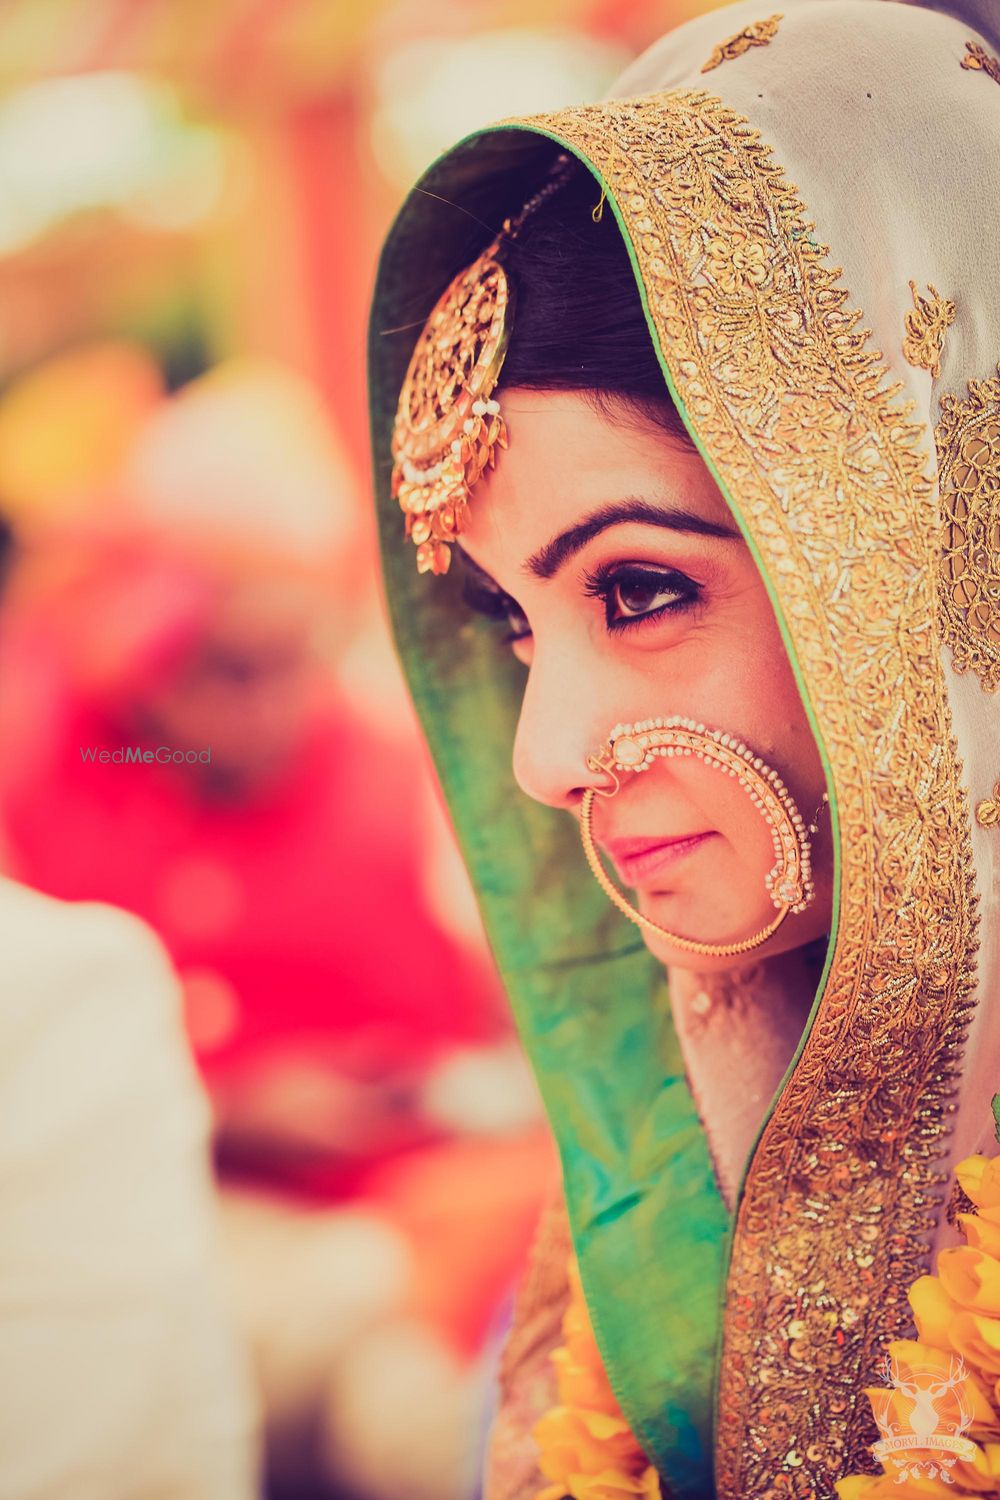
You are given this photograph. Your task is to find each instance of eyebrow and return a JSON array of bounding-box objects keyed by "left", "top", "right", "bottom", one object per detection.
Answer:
[{"left": 517, "top": 496, "right": 743, "bottom": 580}]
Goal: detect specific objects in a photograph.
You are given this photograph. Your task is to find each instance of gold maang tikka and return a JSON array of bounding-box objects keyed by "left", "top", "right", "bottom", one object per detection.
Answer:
[
  {"left": 581, "top": 717, "right": 827, "bottom": 958},
  {"left": 391, "top": 158, "right": 575, "bottom": 575}
]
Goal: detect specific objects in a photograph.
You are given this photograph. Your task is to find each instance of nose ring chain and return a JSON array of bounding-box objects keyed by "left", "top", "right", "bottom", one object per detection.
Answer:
[{"left": 579, "top": 716, "right": 828, "bottom": 958}]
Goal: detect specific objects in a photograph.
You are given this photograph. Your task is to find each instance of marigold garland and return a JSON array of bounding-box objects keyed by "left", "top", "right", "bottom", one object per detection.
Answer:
[
  {"left": 533, "top": 1255, "right": 662, "bottom": 1500},
  {"left": 532, "top": 1153, "right": 1000, "bottom": 1497},
  {"left": 837, "top": 1154, "right": 1000, "bottom": 1498}
]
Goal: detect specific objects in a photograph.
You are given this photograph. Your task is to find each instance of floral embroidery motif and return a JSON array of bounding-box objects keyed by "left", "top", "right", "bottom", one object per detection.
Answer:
[
  {"left": 976, "top": 781, "right": 1000, "bottom": 828},
  {"left": 961, "top": 40, "right": 1000, "bottom": 86},
  {"left": 935, "top": 364, "right": 1000, "bottom": 692},
  {"left": 701, "top": 13, "right": 783, "bottom": 73},
  {"left": 509, "top": 88, "right": 981, "bottom": 1498},
  {"left": 903, "top": 281, "right": 956, "bottom": 379}
]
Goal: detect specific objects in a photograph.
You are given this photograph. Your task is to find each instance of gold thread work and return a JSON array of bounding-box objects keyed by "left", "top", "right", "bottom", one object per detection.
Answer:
[
  {"left": 903, "top": 280, "right": 956, "bottom": 379},
  {"left": 935, "top": 363, "right": 1000, "bottom": 692},
  {"left": 961, "top": 40, "right": 1000, "bottom": 85},
  {"left": 507, "top": 89, "right": 982, "bottom": 1497},
  {"left": 976, "top": 780, "right": 1000, "bottom": 827},
  {"left": 701, "top": 13, "right": 783, "bottom": 73}
]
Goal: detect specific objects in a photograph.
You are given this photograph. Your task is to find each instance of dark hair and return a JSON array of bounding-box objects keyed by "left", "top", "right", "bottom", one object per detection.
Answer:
[{"left": 496, "top": 158, "right": 696, "bottom": 449}]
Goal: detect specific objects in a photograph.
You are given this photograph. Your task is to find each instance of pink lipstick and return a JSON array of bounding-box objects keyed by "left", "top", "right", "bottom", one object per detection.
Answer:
[{"left": 599, "top": 832, "right": 715, "bottom": 887}]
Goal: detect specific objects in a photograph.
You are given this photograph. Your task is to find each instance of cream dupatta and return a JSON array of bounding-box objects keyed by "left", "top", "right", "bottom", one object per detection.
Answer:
[{"left": 368, "top": 1, "right": 1000, "bottom": 1492}]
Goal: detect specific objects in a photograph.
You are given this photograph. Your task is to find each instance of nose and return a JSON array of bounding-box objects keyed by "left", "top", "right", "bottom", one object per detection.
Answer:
[{"left": 511, "top": 654, "right": 614, "bottom": 811}]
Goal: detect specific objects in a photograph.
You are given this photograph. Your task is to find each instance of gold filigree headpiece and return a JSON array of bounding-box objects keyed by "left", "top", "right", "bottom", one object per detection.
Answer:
[{"left": 391, "top": 157, "right": 574, "bottom": 575}]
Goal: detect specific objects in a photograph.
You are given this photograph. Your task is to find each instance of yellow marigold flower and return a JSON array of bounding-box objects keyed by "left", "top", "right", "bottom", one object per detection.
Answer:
[
  {"left": 551, "top": 1345, "right": 622, "bottom": 1415},
  {"left": 535, "top": 1407, "right": 640, "bottom": 1481},
  {"left": 837, "top": 1476, "right": 972, "bottom": 1498},
  {"left": 910, "top": 1277, "right": 1000, "bottom": 1386},
  {"left": 867, "top": 1343, "right": 1000, "bottom": 1442},
  {"left": 953, "top": 1316, "right": 1000, "bottom": 1385},
  {"left": 939, "top": 1249, "right": 1000, "bottom": 1318},
  {"left": 567, "top": 1467, "right": 661, "bottom": 1499},
  {"left": 533, "top": 1256, "right": 661, "bottom": 1500},
  {"left": 957, "top": 1157, "right": 1000, "bottom": 1212},
  {"left": 910, "top": 1274, "right": 962, "bottom": 1348},
  {"left": 959, "top": 1215, "right": 1000, "bottom": 1261},
  {"left": 839, "top": 1155, "right": 1000, "bottom": 1498}
]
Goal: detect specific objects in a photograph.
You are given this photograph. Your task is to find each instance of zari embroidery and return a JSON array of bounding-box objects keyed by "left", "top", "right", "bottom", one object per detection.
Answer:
[
  {"left": 976, "top": 781, "right": 1000, "bottom": 828},
  {"left": 961, "top": 40, "right": 1000, "bottom": 86},
  {"left": 935, "top": 364, "right": 1000, "bottom": 693},
  {"left": 509, "top": 89, "right": 981, "bottom": 1498},
  {"left": 701, "top": 14, "right": 783, "bottom": 73},
  {"left": 903, "top": 281, "right": 956, "bottom": 379}
]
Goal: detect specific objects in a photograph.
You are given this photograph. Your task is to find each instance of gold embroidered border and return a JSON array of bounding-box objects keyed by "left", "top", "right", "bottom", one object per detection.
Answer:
[
  {"left": 935, "top": 364, "right": 1000, "bottom": 693},
  {"left": 512, "top": 91, "right": 981, "bottom": 1496}
]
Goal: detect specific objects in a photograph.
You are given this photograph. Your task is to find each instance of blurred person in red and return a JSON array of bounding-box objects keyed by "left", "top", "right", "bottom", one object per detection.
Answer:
[
  {"left": 0, "top": 506, "right": 262, "bottom": 1500},
  {"left": 0, "top": 350, "right": 555, "bottom": 1500}
]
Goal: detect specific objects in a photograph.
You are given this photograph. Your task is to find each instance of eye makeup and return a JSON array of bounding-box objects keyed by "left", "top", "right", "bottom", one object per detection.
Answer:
[
  {"left": 460, "top": 566, "right": 530, "bottom": 642},
  {"left": 460, "top": 548, "right": 704, "bottom": 645},
  {"left": 581, "top": 561, "right": 704, "bottom": 634}
]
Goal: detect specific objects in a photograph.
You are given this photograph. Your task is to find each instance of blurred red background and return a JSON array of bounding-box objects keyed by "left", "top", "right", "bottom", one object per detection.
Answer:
[{"left": 0, "top": 3, "right": 726, "bottom": 1497}]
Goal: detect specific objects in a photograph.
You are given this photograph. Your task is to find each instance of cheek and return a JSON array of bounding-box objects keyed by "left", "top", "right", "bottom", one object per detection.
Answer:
[
  {"left": 711, "top": 586, "right": 816, "bottom": 749},
  {"left": 672, "top": 600, "right": 823, "bottom": 829},
  {"left": 742, "top": 639, "right": 811, "bottom": 746}
]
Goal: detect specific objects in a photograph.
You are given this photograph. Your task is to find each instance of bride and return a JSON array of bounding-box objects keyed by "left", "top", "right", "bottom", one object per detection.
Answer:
[{"left": 367, "top": 0, "right": 1000, "bottom": 1493}]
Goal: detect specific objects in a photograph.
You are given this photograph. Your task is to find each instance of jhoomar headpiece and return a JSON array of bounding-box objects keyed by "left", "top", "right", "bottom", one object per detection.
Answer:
[{"left": 391, "top": 158, "right": 574, "bottom": 575}]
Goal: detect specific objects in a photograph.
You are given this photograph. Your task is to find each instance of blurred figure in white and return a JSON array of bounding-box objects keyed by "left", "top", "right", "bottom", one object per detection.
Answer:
[
  {"left": 0, "top": 437, "right": 261, "bottom": 1500},
  {"left": 0, "top": 881, "right": 262, "bottom": 1497}
]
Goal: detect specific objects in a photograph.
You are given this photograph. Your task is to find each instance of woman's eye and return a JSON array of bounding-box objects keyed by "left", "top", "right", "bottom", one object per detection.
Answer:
[
  {"left": 501, "top": 602, "right": 531, "bottom": 642},
  {"left": 460, "top": 560, "right": 701, "bottom": 649},
  {"left": 583, "top": 564, "right": 702, "bottom": 632},
  {"left": 461, "top": 575, "right": 531, "bottom": 642}
]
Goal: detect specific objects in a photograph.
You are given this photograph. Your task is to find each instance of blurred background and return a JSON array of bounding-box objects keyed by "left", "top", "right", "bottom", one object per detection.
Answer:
[{"left": 0, "top": 1, "right": 724, "bottom": 1496}]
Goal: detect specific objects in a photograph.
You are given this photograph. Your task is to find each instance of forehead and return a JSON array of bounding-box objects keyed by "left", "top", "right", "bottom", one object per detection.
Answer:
[{"left": 458, "top": 387, "right": 737, "bottom": 569}]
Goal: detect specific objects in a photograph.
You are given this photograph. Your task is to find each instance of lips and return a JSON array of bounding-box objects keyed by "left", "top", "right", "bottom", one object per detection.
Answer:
[{"left": 598, "top": 832, "right": 714, "bottom": 887}]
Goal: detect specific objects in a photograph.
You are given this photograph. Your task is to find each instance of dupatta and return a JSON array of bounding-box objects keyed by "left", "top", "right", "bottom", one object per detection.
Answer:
[{"left": 366, "top": 1, "right": 1000, "bottom": 1493}]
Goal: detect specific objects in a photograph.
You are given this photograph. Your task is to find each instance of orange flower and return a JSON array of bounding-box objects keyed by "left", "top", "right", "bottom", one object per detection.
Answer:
[
  {"left": 957, "top": 1158, "right": 1000, "bottom": 1212},
  {"left": 910, "top": 1275, "right": 1000, "bottom": 1384},
  {"left": 838, "top": 1155, "right": 1000, "bottom": 1498},
  {"left": 535, "top": 1407, "right": 642, "bottom": 1483},
  {"left": 939, "top": 1250, "right": 1000, "bottom": 1318},
  {"left": 533, "top": 1256, "right": 662, "bottom": 1500}
]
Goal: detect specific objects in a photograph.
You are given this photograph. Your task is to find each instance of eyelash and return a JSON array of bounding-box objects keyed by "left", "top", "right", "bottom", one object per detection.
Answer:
[
  {"left": 581, "top": 562, "right": 703, "bottom": 635},
  {"left": 461, "top": 563, "right": 703, "bottom": 644}
]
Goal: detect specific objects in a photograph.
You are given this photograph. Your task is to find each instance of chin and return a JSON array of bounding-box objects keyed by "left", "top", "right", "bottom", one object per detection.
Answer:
[{"left": 636, "top": 896, "right": 830, "bottom": 973}]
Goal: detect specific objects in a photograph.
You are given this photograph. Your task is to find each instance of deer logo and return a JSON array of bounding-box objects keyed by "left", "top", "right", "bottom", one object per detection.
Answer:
[{"left": 870, "top": 1351, "right": 977, "bottom": 1482}]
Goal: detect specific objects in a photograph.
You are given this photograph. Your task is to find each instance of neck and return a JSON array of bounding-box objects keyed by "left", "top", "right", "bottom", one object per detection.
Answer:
[{"left": 667, "top": 938, "right": 828, "bottom": 1210}]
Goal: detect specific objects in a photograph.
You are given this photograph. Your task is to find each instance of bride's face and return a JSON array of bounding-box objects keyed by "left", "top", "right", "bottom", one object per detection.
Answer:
[{"left": 457, "top": 388, "right": 834, "bottom": 972}]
